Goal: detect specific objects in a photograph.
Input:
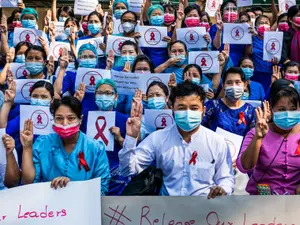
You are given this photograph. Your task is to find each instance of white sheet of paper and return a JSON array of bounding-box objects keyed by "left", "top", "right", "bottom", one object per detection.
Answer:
[
  {"left": 205, "top": 0, "right": 223, "bottom": 16},
  {"left": 87, "top": 111, "right": 115, "bottom": 151},
  {"left": 176, "top": 27, "right": 207, "bottom": 49},
  {"left": 188, "top": 51, "right": 220, "bottom": 74},
  {"left": 144, "top": 109, "right": 174, "bottom": 134},
  {"left": 200, "top": 84, "right": 209, "bottom": 92},
  {"left": 9, "top": 63, "right": 30, "bottom": 79},
  {"left": 50, "top": 22, "right": 67, "bottom": 41},
  {"left": 74, "top": 0, "right": 98, "bottom": 15},
  {"left": 75, "top": 68, "right": 111, "bottom": 93},
  {"left": 13, "top": 28, "right": 45, "bottom": 47},
  {"left": 20, "top": 105, "right": 54, "bottom": 135},
  {"left": 106, "top": 35, "right": 135, "bottom": 56},
  {"left": 279, "top": 0, "right": 296, "bottom": 12},
  {"left": 141, "top": 73, "right": 171, "bottom": 93},
  {"left": 0, "top": 129, "right": 5, "bottom": 166},
  {"left": 263, "top": 31, "right": 283, "bottom": 61},
  {"left": 216, "top": 127, "right": 243, "bottom": 161},
  {"left": 223, "top": 23, "right": 252, "bottom": 44},
  {"left": 15, "top": 79, "right": 46, "bottom": 104},
  {"left": 237, "top": 0, "right": 253, "bottom": 7},
  {"left": 113, "top": 19, "right": 124, "bottom": 35},
  {"left": 0, "top": 0, "right": 18, "bottom": 7},
  {"left": 76, "top": 37, "right": 104, "bottom": 56},
  {"left": 48, "top": 42, "right": 71, "bottom": 61},
  {"left": 243, "top": 100, "right": 262, "bottom": 108},
  {"left": 128, "top": 0, "right": 143, "bottom": 13},
  {"left": 137, "top": 26, "right": 168, "bottom": 48}
]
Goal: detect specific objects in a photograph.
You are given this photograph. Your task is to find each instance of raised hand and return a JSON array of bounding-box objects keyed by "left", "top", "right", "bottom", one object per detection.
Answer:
[
  {"left": 6, "top": 47, "right": 15, "bottom": 63},
  {"left": 5, "top": 80, "right": 16, "bottom": 103},
  {"left": 6, "top": 69, "right": 14, "bottom": 86},
  {"left": 123, "top": 62, "right": 131, "bottom": 72},
  {"left": 255, "top": 105, "right": 269, "bottom": 139},
  {"left": 38, "top": 36, "right": 47, "bottom": 48},
  {"left": 47, "top": 55, "right": 55, "bottom": 77},
  {"left": 177, "top": 3, "right": 185, "bottom": 21},
  {"left": 96, "top": 4, "right": 104, "bottom": 17},
  {"left": 215, "top": 11, "right": 223, "bottom": 31},
  {"left": 262, "top": 100, "right": 271, "bottom": 123},
  {"left": 18, "top": 0, "right": 25, "bottom": 9},
  {"left": 60, "top": 47, "right": 69, "bottom": 69},
  {"left": 224, "top": 43, "right": 230, "bottom": 56},
  {"left": 218, "top": 52, "right": 226, "bottom": 67},
  {"left": 109, "top": 126, "right": 123, "bottom": 142},
  {"left": 168, "top": 73, "right": 177, "bottom": 88},
  {"left": 44, "top": 9, "right": 52, "bottom": 27},
  {"left": 271, "top": 65, "right": 281, "bottom": 83},
  {"left": 127, "top": 89, "right": 143, "bottom": 138},
  {"left": 106, "top": 49, "right": 114, "bottom": 69},
  {"left": 184, "top": 71, "right": 192, "bottom": 81},
  {"left": 203, "top": 34, "right": 211, "bottom": 45},
  {"left": 2, "top": 134, "right": 15, "bottom": 156},
  {"left": 20, "top": 119, "right": 34, "bottom": 149},
  {"left": 70, "top": 26, "right": 76, "bottom": 44},
  {"left": 0, "top": 15, "right": 8, "bottom": 33},
  {"left": 74, "top": 82, "right": 86, "bottom": 102}
]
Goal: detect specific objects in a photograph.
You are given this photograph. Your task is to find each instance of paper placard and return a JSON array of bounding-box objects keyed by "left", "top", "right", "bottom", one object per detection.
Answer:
[
  {"left": 0, "top": 0, "right": 18, "bottom": 7},
  {"left": 76, "top": 37, "right": 104, "bottom": 56},
  {"left": 144, "top": 109, "right": 174, "bottom": 134},
  {"left": 13, "top": 28, "right": 45, "bottom": 47},
  {"left": 106, "top": 35, "right": 135, "bottom": 56},
  {"left": 279, "top": 0, "right": 296, "bottom": 12},
  {"left": 205, "top": 0, "right": 223, "bottom": 16},
  {"left": 223, "top": 23, "right": 252, "bottom": 44},
  {"left": 0, "top": 178, "right": 101, "bottom": 224},
  {"left": 15, "top": 79, "right": 46, "bottom": 104},
  {"left": 74, "top": 0, "right": 98, "bottom": 16},
  {"left": 9, "top": 63, "right": 30, "bottom": 79},
  {"left": 75, "top": 68, "right": 111, "bottom": 93},
  {"left": 216, "top": 127, "right": 243, "bottom": 161},
  {"left": 237, "top": 0, "right": 253, "bottom": 7},
  {"left": 137, "top": 26, "right": 168, "bottom": 48},
  {"left": 200, "top": 84, "right": 209, "bottom": 92},
  {"left": 48, "top": 42, "right": 71, "bottom": 61},
  {"left": 176, "top": 27, "right": 207, "bottom": 49},
  {"left": 20, "top": 105, "right": 54, "bottom": 135},
  {"left": 128, "top": 0, "right": 143, "bottom": 13},
  {"left": 86, "top": 111, "right": 115, "bottom": 151},
  {"left": 243, "top": 100, "right": 262, "bottom": 108},
  {"left": 188, "top": 51, "right": 220, "bottom": 74},
  {"left": 263, "top": 31, "right": 283, "bottom": 61},
  {"left": 50, "top": 21, "right": 67, "bottom": 41}
]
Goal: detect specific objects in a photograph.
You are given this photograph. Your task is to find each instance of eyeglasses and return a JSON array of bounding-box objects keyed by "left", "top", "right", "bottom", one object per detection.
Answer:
[
  {"left": 96, "top": 92, "right": 115, "bottom": 96},
  {"left": 224, "top": 6, "right": 238, "bottom": 11}
]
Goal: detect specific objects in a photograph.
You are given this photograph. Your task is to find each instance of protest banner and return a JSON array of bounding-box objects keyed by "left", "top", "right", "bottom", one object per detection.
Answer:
[
  {"left": 263, "top": 31, "right": 283, "bottom": 61},
  {"left": 128, "top": 0, "right": 143, "bottom": 13},
  {"left": 74, "top": 0, "right": 98, "bottom": 15},
  {"left": 223, "top": 23, "right": 252, "bottom": 44},
  {"left": 176, "top": 27, "right": 207, "bottom": 49}
]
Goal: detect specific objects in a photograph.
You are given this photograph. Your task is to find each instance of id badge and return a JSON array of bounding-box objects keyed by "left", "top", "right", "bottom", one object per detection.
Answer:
[{"left": 257, "top": 183, "right": 272, "bottom": 195}]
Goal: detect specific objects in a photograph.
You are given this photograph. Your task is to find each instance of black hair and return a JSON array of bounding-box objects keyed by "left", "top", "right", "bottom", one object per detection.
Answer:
[
  {"left": 220, "top": 0, "right": 237, "bottom": 15},
  {"left": 169, "top": 80, "right": 206, "bottom": 106},
  {"left": 283, "top": 61, "right": 300, "bottom": 72},
  {"left": 223, "top": 67, "right": 246, "bottom": 83},
  {"left": 120, "top": 40, "right": 138, "bottom": 54},
  {"left": 245, "top": 9, "right": 255, "bottom": 13},
  {"left": 239, "top": 12, "right": 250, "bottom": 22},
  {"left": 255, "top": 15, "right": 270, "bottom": 27},
  {"left": 50, "top": 96, "right": 82, "bottom": 119},
  {"left": 9, "top": 8, "right": 22, "bottom": 21},
  {"left": 163, "top": 3, "right": 177, "bottom": 21},
  {"left": 146, "top": 81, "right": 169, "bottom": 97},
  {"left": 88, "top": 11, "right": 103, "bottom": 23},
  {"left": 25, "top": 45, "right": 47, "bottom": 61},
  {"left": 251, "top": 6, "right": 264, "bottom": 14},
  {"left": 29, "top": 80, "right": 54, "bottom": 98},
  {"left": 183, "top": 64, "right": 203, "bottom": 81},
  {"left": 15, "top": 41, "right": 33, "bottom": 55},
  {"left": 64, "top": 17, "right": 80, "bottom": 29},
  {"left": 121, "top": 11, "right": 138, "bottom": 22},
  {"left": 238, "top": 56, "right": 254, "bottom": 66},
  {"left": 277, "top": 13, "right": 288, "bottom": 24},
  {"left": 57, "top": 6, "right": 74, "bottom": 19},
  {"left": 200, "top": 11, "right": 211, "bottom": 24},
  {"left": 168, "top": 40, "right": 188, "bottom": 54},
  {"left": 184, "top": 5, "right": 200, "bottom": 17},
  {"left": 270, "top": 85, "right": 300, "bottom": 108},
  {"left": 131, "top": 55, "right": 155, "bottom": 73}
]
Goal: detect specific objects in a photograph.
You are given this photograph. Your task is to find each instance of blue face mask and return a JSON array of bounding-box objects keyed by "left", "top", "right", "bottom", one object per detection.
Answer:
[
  {"left": 0, "top": 91, "right": 4, "bottom": 109},
  {"left": 31, "top": 98, "right": 51, "bottom": 106},
  {"left": 171, "top": 54, "right": 186, "bottom": 66},
  {"left": 95, "top": 95, "right": 116, "bottom": 111},
  {"left": 114, "top": 9, "right": 126, "bottom": 19},
  {"left": 242, "top": 92, "right": 249, "bottom": 100},
  {"left": 151, "top": 15, "right": 164, "bottom": 26},
  {"left": 79, "top": 59, "right": 97, "bottom": 68},
  {"left": 242, "top": 67, "right": 254, "bottom": 81},
  {"left": 15, "top": 54, "right": 26, "bottom": 63},
  {"left": 88, "top": 23, "right": 101, "bottom": 35},
  {"left": 273, "top": 111, "right": 300, "bottom": 130},
  {"left": 147, "top": 97, "right": 166, "bottom": 109},
  {"left": 174, "top": 110, "right": 202, "bottom": 132},
  {"left": 25, "top": 62, "right": 44, "bottom": 76},
  {"left": 22, "top": 19, "right": 37, "bottom": 29},
  {"left": 121, "top": 55, "right": 136, "bottom": 67},
  {"left": 191, "top": 78, "right": 201, "bottom": 85},
  {"left": 59, "top": 17, "right": 68, "bottom": 22},
  {"left": 65, "top": 27, "right": 71, "bottom": 36}
]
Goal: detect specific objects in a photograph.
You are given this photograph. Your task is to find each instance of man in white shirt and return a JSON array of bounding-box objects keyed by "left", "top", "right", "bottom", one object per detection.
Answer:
[{"left": 119, "top": 81, "right": 234, "bottom": 197}]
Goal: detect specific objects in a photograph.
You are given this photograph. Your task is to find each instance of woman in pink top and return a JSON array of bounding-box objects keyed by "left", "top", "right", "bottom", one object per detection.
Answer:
[{"left": 237, "top": 86, "right": 300, "bottom": 195}]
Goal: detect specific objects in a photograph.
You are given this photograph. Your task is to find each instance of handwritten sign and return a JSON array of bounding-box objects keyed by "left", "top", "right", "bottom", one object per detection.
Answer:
[
  {"left": 128, "top": 0, "right": 143, "bottom": 13},
  {"left": 13, "top": 28, "right": 45, "bottom": 47},
  {"left": 9, "top": 63, "right": 30, "bottom": 79},
  {"left": 144, "top": 109, "right": 174, "bottom": 134},
  {"left": 137, "top": 26, "right": 168, "bottom": 48},
  {"left": 263, "top": 31, "right": 283, "bottom": 61},
  {"left": 15, "top": 79, "right": 46, "bottom": 104},
  {"left": 279, "top": 0, "right": 296, "bottom": 12},
  {"left": 49, "top": 42, "right": 71, "bottom": 61},
  {"left": 87, "top": 111, "right": 115, "bottom": 151},
  {"left": 0, "top": 0, "right": 18, "bottom": 7},
  {"left": 223, "top": 23, "right": 252, "bottom": 44},
  {"left": 205, "top": 0, "right": 223, "bottom": 16},
  {"left": 237, "top": 0, "right": 253, "bottom": 7},
  {"left": 20, "top": 105, "right": 54, "bottom": 135},
  {"left": 188, "top": 51, "right": 220, "bottom": 74},
  {"left": 75, "top": 68, "right": 111, "bottom": 93},
  {"left": 50, "top": 21, "right": 67, "bottom": 41},
  {"left": 106, "top": 35, "right": 135, "bottom": 56},
  {"left": 76, "top": 37, "right": 104, "bottom": 56},
  {"left": 176, "top": 27, "right": 207, "bottom": 49},
  {"left": 74, "top": 0, "right": 98, "bottom": 16}
]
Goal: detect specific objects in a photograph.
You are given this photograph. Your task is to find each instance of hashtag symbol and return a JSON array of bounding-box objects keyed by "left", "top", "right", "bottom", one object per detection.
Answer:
[{"left": 104, "top": 205, "right": 132, "bottom": 225}]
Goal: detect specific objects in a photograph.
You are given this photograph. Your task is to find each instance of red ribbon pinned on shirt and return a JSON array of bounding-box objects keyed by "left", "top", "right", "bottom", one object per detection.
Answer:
[
  {"left": 94, "top": 116, "right": 109, "bottom": 146},
  {"left": 294, "top": 140, "right": 300, "bottom": 156},
  {"left": 189, "top": 151, "right": 198, "bottom": 165},
  {"left": 238, "top": 112, "right": 247, "bottom": 125},
  {"left": 78, "top": 152, "right": 90, "bottom": 172}
]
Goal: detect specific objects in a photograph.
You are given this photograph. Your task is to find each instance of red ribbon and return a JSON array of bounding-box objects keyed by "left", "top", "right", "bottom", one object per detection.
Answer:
[
  {"left": 212, "top": 1, "right": 216, "bottom": 8},
  {"left": 285, "top": 3, "right": 289, "bottom": 11},
  {"left": 78, "top": 152, "right": 90, "bottom": 172},
  {"left": 201, "top": 57, "right": 207, "bottom": 66},
  {"left": 161, "top": 117, "right": 167, "bottom": 127},
  {"left": 118, "top": 42, "right": 123, "bottom": 50},
  {"left": 59, "top": 47, "right": 63, "bottom": 56},
  {"left": 271, "top": 42, "right": 276, "bottom": 50},
  {"left": 94, "top": 116, "right": 108, "bottom": 146},
  {"left": 37, "top": 114, "right": 42, "bottom": 124},
  {"left": 294, "top": 140, "right": 300, "bottom": 156},
  {"left": 89, "top": 75, "right": 96, "bottom": 85},
  {"left": 235, "top": 29, "right": 239, "bottom": 37},
  {"left": 150, "top": 32, "right": 155, "bottom": 41},
  {"left": 238, "top": 112, "right": 247, "bottom": 125},
  {"left": 190, "top": 34, "right": 194, "bottom": 41},
  {"left": 189, "top": 151, "right": 198, "bottom": 165},
  {"left": 23, "top": 70, "right": 28, "bottom": 76},
  {"left": 25, "top": 34, "right": 30, "bottom": 42}
]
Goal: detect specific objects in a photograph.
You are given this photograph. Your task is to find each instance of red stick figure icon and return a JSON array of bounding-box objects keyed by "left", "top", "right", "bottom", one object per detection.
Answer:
[
  {"left": 25, "top": 34, "right": 31, "bottom": 42},
  {"left": 161, "top": 117, "right": 167, "bottom": 127},
  {"left": 212, "top": 0, "right": 216, "bottom": 8},
  {"left": 150, "top": 32, "right": 155, "bottom": 41},
  {"left": 201, "top": 57, "right": 207, "bottom": 66},
  {"left": 37, "top": 114, "right": 42, "bottom": 124},
  {"left": 190, "top": 33, "right": 194, "bottom": 41},
  {"left": 235, "top": 29, "right": 239, "bottom": 37},
  {"left": 58, "top": 47, "right": 63, "bottom": 56},
  {"left": 285, "top": 3, "right": 289, "bottom": 11},
  {"left": 89, "top": 75, "right": 95, "bottom": 85},
  {"left": 271, "top": 42, "right": 276, "bottom": 50},
  {"left": 118, "top": 42, "right": 123, "bottom": 50},
  {"left": 22, "top": 70, "right": 28, "bottom": 77}
]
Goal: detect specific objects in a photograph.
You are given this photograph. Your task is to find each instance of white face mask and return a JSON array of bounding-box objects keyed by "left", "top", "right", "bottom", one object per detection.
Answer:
[{"left": 122, "top": 22, "right": 135, "bottom": 33}]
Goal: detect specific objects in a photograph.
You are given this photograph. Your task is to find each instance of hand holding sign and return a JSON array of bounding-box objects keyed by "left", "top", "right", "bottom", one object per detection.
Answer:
[
  {"left": 2, "top": 134, "right": 15, "bottom": 155},
  {"left": 20, "top": 119, "right": 34, "bottom": 149},
  {"left": 109, "top": 126, "right": 123, "bottom": 144},
  {"left": 208, "top": 186, "right": 227, "bottom": 199},
  {"left": 51, "top": 176, "right": 70, "bottom": 189},
  {"left": 271, "top": 65, "right": 282, "bottom": 83},
  {"left": 106, "top": 50, "right": 114, "bottom": 69},
  {"left": 44, "top": 9, "right": 52, "bottom": 27},
  {"left": 74, "top": 82, "right": 86, "bottom": 102}
]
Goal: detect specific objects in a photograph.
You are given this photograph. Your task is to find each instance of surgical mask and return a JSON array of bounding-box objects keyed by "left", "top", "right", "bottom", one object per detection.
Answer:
[
  {"left": 122, "top": 22, "right": 135, "bottom": 33},
  {"left": 59, "top": 17, "right": 68, "bottom": 22},
  {"left": 199, "top": 22, "right": 210, "bottom": 31},
  {"left": 278, "top": 22, "right": 289, "bottom": 32},
  {"left": 242, "top": 92, "right": 249, "bottom": 100},
  {"left": 15, "top": 54, "right": 26, "bottom": 63},
  {"left": 294, "top": 17, "right": 300, "bottom": 26},
  {"left": 95, "top": 95, "right": 116, "bottom": 111},
  {"left": 191, "top": 78, "right": 201, "bottom": 85},
  {"left": 171, "top": 54, "right": 186, "bottom": 66},
  {"left": 64, "top": 27, "right": 71, "bottom": 36},
  {"left": 114, "top": 9, "right": 126, "bottom": 19},
  {"left": 25, "top": 62, "right": 44, "bottom": 75},
  {"left": 121, "top": 55, "right": 136, "bottom": 66},
  {"left": 225, "top": 86, "right": 244, "bottom": 101},
  {"left": 164, "top": 13, "right": 175, "bottom": 25},
  {"left": 0, "top": 91, "right": 4, "bottom": 109},
  {"left": 21, "top": 19, "right": 37, "bottom": 29},
  {"left": 147, "top": 97, "right": 166, "bottom": 109},
  {"left": 242, "top": 67, "right": 254, "bottom": 80},
  {"left": 88, "top": 23, "right": 101, "bottom": 35},
  {"left": 223, "top": 12, "right": 238, "bottom": 23},
  {"left": 185, "top": 17, "right": 200, "bottom": 27},
  {"left": 135, "top": 69, "right": 151, "bottom": 74},
  {"left": 256, "top": 24, "right": 270, "bottom": 36},
  {"left": 273, "top": 111, "right": 300, "bottom": 130},
  {"left": 31, "top": 98, "right": 51, "bottom": 106},
  {"left": 285, "top": 73, "right": 299, "bottom": 81},
  {"left": 174, "top": 110, "right": 202, "bottom": 132},
  {"left": 67, "top": 62, "right": 76, "bottom": 70},
  {"left": 79, "top": 58, "right": 97, "bottom": 68},
  {"left": 151, "top": 15, "right": 164, "bottom": 26},
  {"left": 53, "top": 122, "right": 80, "bottom": 139}
]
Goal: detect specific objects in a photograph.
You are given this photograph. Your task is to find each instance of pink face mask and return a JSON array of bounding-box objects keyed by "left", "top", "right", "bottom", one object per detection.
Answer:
[
  {"left": 12, "top": 21, "right": 22, "bottom": 28},
  {"left": 185, "top": 17, "right": 200, "bottom": 27},
  {"left": 278, "top": 22, "right": 289, "bottom": 32},
  {"left": 164, "top": 13, "right": 175, "bottom": 25},
  {"left": 223, "top": 12, "right": 238, "bottom": 23},
  {"left": 53, "top": 122, "right": 80, "bottom": 139},
  {"left": 199, "top": 22, "right": 210, "bottom": 31},
  {"left": 294, "top": 17, "right": 300, "bottom": 26},
  {"left": 257, "top": 24, "right": 270, "bottom": 36},
  {"left": 285, "top": 73, "right": 299, "bottom": 81}
]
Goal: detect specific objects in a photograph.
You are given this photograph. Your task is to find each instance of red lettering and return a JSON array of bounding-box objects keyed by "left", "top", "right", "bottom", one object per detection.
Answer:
[
  {"left": 153, "top": 219, "right": 159, "bottom": 224},
  {"left": 190, "top": 221, "right": 195, "bottom": 225},
  {"left": 2, "top": 216, "right": 6, "bottom": 220},
  {"left": 206, "top": 211, "right": 220, "bottom": 225},
  {"left": 228, "top": 222, "right": 233, "bottom": 225},
  {"left": 169, "top": 220, "right": 175, "bottom": 225},
  {"left": 61, "top": 209, "right": 67, "bottom": 217},
  {"left": 40, "top": 205, "right": 48, "bottom": 218},
  {"left": 140, "top": 206, "right": 152, "bottom": 225},
  {"left": 48, "top": 211, "right": 54, "bottom": 218},
  {"left": 24, "top": 212, "right": 29, "bottom": 219},
  {"left": 18, "top": 205, "right": 24, "bottom": 219},
  {"left": 29, "top": 211, "right": 39, "bottom": 218},
  {"left": 176, "top": 222, "right": 183, "bottom": 225}
]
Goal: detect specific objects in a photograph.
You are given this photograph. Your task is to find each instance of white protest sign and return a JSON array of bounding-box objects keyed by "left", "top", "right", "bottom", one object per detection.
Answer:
[
  {"left": 142, "top": 73, "right": 171, "bottom": 93},
  {"left": 74, "top": 0, "right": 98, "bottom": 16},
  {"left": 216, "top": 127, "right": 243, "bottom": 161},
  {"left": 176, "top": 27, "right": 207, "bottom": 49},
  {"left": 243, "top": 100, "right": 262, "bottom": 108},
  {"left": 223, "top": 23, "right": 252, "bottom": 44},
  {"left": 106, "top": 35, "right": 135, "bottom": 56},
  {"left": 50, "top": 21, "right": 67, "bottom": 41},
  {"left": 15, "top": 79, "right": 43, "bottom": 104},
  {"left": 13, "top": 28, "right": 45, "bottom": 47},
  {"left": 0, "top": 0, "right": 18, "bottom": 7},
  {"left": 205, "top": 0, "right": 223, "bottom": 16},
  {"left": 20, "top": 105, "right": 54, "bottom": 136},
  {"left": 0, "top": 178, "right": 101, "bottom": 225},
  {"left": 9, "top": 63, "right": 30, "bottom": 79},
  {"left": 75, "top": 68, "right": 111, "bottom": 93},
  {"left": 237, "top": 0, "right": 253, "bottom": 7},
  {"left": 128, "top": 0, "right": 143, "bottom": 13},
  {"left": 48, "top": 42, "right": 71, "bottom": 61},
  {"left": 263, "top": 31, "right": 283, "bottom": 61},
  {"left": 279, "top": 0, "right": 296, "bottom": 12},
  {"left": 54, "top": 65, "right": 77, "bottom": 77},
  {"left": 189, "top": 51, "right": 220, "bottom": 74},
  {"left": 144, "top": 109, "right": 174, "bottom": 134},
  {"left": 294, "top": 81, "right": 300, "bottom": 94},
  {"left": 113, "top": 19, "right": 124, "bottom": 35},
  {"left": 200, "top": 84, "right": 209, "bottom": 92},
  {"left": 76, "top": 37, "right": 104, "bottom": 56},
  {"left": 137, "top": 26, "right": 168, "bottom": 48},
  {"left": 87, "top": 111, "right": 115, "bottom": 151}
]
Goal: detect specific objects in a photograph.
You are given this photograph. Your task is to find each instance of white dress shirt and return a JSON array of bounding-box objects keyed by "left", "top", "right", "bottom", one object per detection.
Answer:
[{"left": 119, "top": 124, "right": 235, "bottom": 196}]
